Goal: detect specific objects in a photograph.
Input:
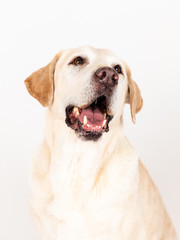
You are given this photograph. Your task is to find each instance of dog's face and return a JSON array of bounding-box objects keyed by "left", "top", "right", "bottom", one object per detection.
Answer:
[{"left": 25, "top": 46, "right": 143, "bottom": 141}]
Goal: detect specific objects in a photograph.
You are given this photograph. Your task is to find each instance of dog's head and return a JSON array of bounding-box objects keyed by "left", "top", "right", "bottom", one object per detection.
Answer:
[{"left": 25, "top": 46, "right": 143, "bottom": 141}]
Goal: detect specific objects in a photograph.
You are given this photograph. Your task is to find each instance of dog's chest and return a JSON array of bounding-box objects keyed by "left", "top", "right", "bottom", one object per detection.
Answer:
[
  {"left": 47, "top": 149, "right": 142, "bottom": 239},
  {"left": 48, "top": 183, "right": 141, "bottom": 240}
]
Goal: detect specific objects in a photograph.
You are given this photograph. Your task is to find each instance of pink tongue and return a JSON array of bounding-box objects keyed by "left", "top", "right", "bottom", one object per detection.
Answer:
[{"left": 79, "top": 107, "right": 104, "bottom": 125}]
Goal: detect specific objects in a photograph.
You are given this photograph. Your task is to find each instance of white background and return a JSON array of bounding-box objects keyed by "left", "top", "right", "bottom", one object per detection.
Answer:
[{"left": 0, "top": 0, "right": 180, "bottom": 239}]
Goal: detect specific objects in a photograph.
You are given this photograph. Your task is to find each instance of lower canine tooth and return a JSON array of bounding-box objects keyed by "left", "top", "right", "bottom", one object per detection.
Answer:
[
  {"left": 83, "top": 116, "right": 87, "bottom": 125},
  {"left": 102, "top": 120, "right": 107, "bottom": 127}
]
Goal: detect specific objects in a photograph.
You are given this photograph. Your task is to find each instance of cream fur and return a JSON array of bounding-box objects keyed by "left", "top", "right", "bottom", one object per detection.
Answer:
[{"left": 26, "top": 46, "right": 177, "bottom": 240}]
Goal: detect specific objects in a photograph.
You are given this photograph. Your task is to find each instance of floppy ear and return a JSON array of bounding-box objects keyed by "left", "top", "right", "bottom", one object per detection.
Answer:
[
  {"left": 24, "top": 54, "right": 60, "bottom": 107},
  {"left": 125, "top": 64, "right": 143, "bottom": 124}
]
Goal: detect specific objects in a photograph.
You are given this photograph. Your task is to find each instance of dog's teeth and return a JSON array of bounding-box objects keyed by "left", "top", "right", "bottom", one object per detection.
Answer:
[
  {"left": 83, "top": 115, "right": 87, "bottom": 125},
  {"left": 87, "top": 124, "right": 90, "bottom": 127},
  {"left": 99, "top": 126, "right": 101, "bottom": 129},
  {"left": 102, "top": 120, "right": 107, "bottom": 127},
  {"left": 73, "top": 107, "right": 79, "bottom": 116},
  {"left": 104, "top": 113, "right": 106, "bottom": 118}
]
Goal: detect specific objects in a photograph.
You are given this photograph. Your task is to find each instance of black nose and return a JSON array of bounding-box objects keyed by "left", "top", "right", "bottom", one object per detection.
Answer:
[{"left": 95, "top": 67, "right": 119, "bottom": 87}]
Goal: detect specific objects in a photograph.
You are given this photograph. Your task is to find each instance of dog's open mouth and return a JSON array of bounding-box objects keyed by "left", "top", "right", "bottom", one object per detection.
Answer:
[{"left": 65, "top": 95, "right": 113, "bottom": 140}]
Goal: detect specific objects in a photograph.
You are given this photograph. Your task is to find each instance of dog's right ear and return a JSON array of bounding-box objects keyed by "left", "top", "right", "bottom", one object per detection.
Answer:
[{"left": 24, "top": 53, "right": 60, "bottom": 107}]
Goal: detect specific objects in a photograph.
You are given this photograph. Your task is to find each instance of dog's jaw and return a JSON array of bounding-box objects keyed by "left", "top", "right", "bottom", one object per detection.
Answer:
[{"left": 65, "top": 95, "right": 114, "bottom": 141}]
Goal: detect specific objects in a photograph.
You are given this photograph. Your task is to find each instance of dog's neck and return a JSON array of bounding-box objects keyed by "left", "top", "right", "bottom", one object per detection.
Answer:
[
  {"left": 44, "top": 109, "right": 126, "bottom": 193},
  {"left": 42, "top": 109, "right": 140, "bottom": 220}
]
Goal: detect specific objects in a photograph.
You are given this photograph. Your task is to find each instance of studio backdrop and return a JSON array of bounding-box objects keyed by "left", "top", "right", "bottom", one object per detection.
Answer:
[{"left": 0, "top": 0, "right": 179, "bottom": 239}]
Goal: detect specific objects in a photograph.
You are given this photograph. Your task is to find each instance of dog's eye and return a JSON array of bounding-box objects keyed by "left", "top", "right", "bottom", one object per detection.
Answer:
[
  {"left": 114, "top": 65, "right": 122, "bottom": 74},
  {"left": 72, "top": 57, "right": 84, "bottom": 66}
]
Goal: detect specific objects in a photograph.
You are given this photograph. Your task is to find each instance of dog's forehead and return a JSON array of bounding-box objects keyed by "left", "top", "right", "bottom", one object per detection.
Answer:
[{"left": 59, "top": 46, "right": 120, "bottom": 64}]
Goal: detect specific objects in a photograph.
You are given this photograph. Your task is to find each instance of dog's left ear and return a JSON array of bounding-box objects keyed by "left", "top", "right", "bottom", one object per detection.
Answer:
[
  {"left": 124, "top": 63, "right": 143, "bottom": 124},
  {"left": 24, "top": 53, "right": 60, "bottom": 107}
]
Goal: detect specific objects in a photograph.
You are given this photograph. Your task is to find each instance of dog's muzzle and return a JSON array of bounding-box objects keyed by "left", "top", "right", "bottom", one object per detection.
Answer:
[{"left": 65, "top": 67, "right": 118, "bottom": 141}]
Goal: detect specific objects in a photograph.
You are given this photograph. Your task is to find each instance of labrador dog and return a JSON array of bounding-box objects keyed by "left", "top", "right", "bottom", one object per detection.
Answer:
[{"left": 25, "top": 46, "right": 177, "bottom": 240}]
